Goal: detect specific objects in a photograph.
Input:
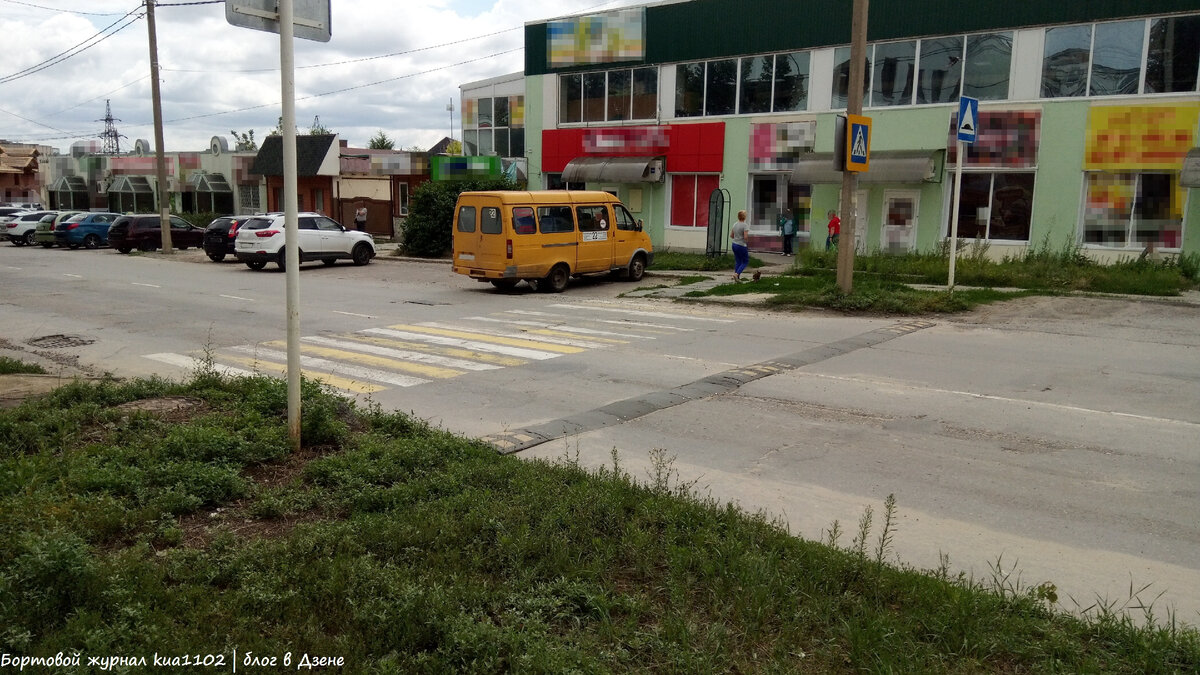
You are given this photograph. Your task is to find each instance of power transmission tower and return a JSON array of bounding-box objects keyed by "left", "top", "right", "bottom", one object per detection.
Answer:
[{"left": 97, "top": 99, "right": 126, "bottom": 155}]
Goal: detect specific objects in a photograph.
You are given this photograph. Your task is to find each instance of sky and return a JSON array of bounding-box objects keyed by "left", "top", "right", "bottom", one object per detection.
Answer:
[{"left": 0, "top": 0, "right": 645, "bottom": 154}]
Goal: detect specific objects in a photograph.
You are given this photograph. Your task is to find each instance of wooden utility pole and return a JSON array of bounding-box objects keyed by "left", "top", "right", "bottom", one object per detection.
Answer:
[
  {"left": 836, "top": 0, "right": 868, "bottom": 293},
  {"left": 146, "top": 0, "right": 173, "bottom": 252}
]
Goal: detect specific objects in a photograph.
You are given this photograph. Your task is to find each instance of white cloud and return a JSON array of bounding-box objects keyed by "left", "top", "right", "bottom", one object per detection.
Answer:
[{"left": 0, "top": 0, "right": 645, "bottom": 152}]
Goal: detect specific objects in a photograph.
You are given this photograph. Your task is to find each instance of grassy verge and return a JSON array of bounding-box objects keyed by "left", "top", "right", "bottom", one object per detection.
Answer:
[
  {"left": 1, "top": 370, "right": 1196, "bottom": 672},
  {"left": 649, "top": 250, "right": 764, "bottom": 271},
  {"left": 0, "top": 356, "right": 47, "bottom": 375}
]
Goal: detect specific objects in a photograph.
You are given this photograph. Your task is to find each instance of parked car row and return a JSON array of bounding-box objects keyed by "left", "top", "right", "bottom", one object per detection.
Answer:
[{"left": 1, "top": 209, "right": 376, "bottom": 272}]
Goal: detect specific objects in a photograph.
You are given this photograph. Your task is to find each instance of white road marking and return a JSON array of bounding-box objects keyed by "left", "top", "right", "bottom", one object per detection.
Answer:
[
  {"left": 462, "top": 316, "right": 651, "bottom": 339},
  {"left": 364, "top": 328, "right": 562, "bottom": 360},
  {"left": 145, "top": 353, "right": 257, "bottom": 378},
  {"left": 220, "top": 294, "right": 254, "bottom": 302},
  {"left": 418, "top": 321, "right": 613, "bottom": 349},
  {"left": 131, "top": 282, "right": 160, "bottom": 288},
  {"left": 333, "top": 310, "right": 375, "bottom": 319},
  {"left": 228, "top": 346, "right": 429, "bottom": 387},
  {"left": 64, "top": 273, "right": 83, "bottom": 278},
  {"left": 550, "top": 303, "right": 735, "bottom": 322},
  {"left": 302, "top": 335, "right": 501, "bottom": 371}
]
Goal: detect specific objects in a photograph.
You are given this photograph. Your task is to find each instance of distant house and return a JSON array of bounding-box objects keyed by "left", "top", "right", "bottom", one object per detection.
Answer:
[
  {"left": 0, "top": 143, "right": 41, "bottom": 205},
  {"left": 251, "top": 134, "right": 431, "bottom": 237}
]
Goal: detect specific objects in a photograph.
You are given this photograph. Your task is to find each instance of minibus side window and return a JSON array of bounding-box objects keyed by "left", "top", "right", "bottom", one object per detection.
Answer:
[
  {"left": 614, "top": 205, "right": 637, "bottom": 231},
  {"left": 457, "top": 206, "right": 476, "bottom": 232},
  {"left": 481, "top": 206, "right": 502, "bottom": 234},
  {"left": 576, "top": 206, "right": 609, "bottom": 231},
  {"left": 512, "top": 207, "right": 536, "bottom": 234},
  {"left": 537, "top": 206, "right": 575, "bottom": 234}
]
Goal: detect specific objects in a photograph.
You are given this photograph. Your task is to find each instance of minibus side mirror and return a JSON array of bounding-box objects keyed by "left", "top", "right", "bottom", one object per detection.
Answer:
[{"left": 636, "top": 219, "right": 643, "bottom": 232}]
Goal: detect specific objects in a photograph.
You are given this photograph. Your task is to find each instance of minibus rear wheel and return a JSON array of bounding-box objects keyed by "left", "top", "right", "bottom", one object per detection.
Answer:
[{"left": 539, "top": 264, "right": 570, "bottom": 293}]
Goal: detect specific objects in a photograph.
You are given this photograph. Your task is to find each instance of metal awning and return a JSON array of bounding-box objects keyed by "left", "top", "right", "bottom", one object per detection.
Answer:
[
  {"left": 51, "top": 175, "right": 88, "bottom": 193},
  {"left": 1180, "top": 148, "right": 1200, "bottom": 187},
  {"left": 789, "top": 149, "right": 944, "bottom": 184},
  {"left": 190, "top": 172, "right": 232, "bottom": 193},
  {"left": 561, "top": 156, "right": 665, "bottom": 183},
  {"left": 109, "top": 175, "right": 153, "bottom": 193}
]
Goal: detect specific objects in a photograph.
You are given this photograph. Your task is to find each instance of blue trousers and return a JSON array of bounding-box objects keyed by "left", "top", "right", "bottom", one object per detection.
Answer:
[{"left": 732, "top": 242, "right": 749, "bottom": 275}]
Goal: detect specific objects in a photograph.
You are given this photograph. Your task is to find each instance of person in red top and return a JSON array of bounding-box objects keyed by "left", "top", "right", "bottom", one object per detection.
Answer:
[{"left": 825, "top": 209, "right": 840, "bottom": 251}]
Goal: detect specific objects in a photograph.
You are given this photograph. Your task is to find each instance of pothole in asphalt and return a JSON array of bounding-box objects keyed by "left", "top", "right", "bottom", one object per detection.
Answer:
[{"left": 26, "top": 334, "right": 96, "bottom": 349}]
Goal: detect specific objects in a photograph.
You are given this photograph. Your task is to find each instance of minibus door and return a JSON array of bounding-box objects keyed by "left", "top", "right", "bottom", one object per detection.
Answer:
[{"left": 575, "top": 204, "right": 615, "bottom": 273}]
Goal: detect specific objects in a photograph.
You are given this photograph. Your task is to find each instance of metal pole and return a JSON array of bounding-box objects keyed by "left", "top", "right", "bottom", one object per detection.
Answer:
[
  {"left": 947, "top": 139, "right": 965, "bottom": 289},
  {"left": 146, "top": 0, "right": 173, "bottom": 252},
  {"left": 836, "top": 0, "right": 868, "bottom": 293},
  {"left": 280, "top": 0, "right": 302, "bottom": 450}
]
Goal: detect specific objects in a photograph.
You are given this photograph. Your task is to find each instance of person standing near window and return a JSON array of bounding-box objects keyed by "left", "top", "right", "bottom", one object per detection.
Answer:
[
  {"left": 825, "top": 209, "right": 840, "bottom": 251},
  {"left": 354, "top": 204, "right": 368, "bottom": 232},
  {"left": 731, "top": 210, "right": 750, "bottom": 282},
  {"left": 779, "top": 207, "right": 795, "bottom": 256}
]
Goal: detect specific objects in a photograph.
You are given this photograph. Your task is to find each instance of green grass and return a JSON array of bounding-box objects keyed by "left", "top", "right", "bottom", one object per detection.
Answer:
[
  {"left": 1, "top": 371, "right": 1196, "bottom": 672},
  {"left": 649, "top": 250, "right": 764, "bottom": 271},
  {"left": 0, "top": 356, "right": 47, "bottom": 375}
]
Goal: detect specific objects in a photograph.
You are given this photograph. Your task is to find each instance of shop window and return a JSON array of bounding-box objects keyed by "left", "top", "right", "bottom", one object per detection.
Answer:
[
  {"left": 546, "top": 174, "right": 585, "bottom": 191},
  {"left": 871, "top": 40, "right": 916, "bottom": 106},
  {"left": 670, "top": 174, "right": 720, "bottom": 227},
  {"left": 1091, "top": 21, "right": 1144, "bottom": 96},
  {"left": 952, "top": 172, "right": 1034, "bottom": 241},
  {"left": 1083, "top": 173, "right": 1183, "bottom": 248},
  {"left": 583, "top": 72, "right": 606, "bottom": 122},
  {"left": 477, "top": 98, "right": 493, "bottom": 128},
  {"left": 510, "top": 128, "right": 525, "bottom": 158},
  {"left": 608, "top": 69, "right": 632, "bottom": 121},
  {"left": 1146, "top": 15, "right": 1200, "bottom": 93},
  {"left": 773, "top": 52, "right": 809, "bottom": 112},
  {"left": 494, "top": 97, "right": 509, "bottom": 127},
  {"left": 963, "top": 32, "right": 1012, "bottom": 100},
  {"left": 1042, "top": 25, "right": 1092, "bottom": 98},
  {"left": 675, "top": 63, "right": 705, "bottom": 117},
  {"left": 560, "top": 74, "right": 582, "bottom": 124},
  {"left": 705, "top": 59, "right": 737, "bottom": 116},
  {"left": 477, "top": 129, "right": 494, "bottom": 155},
  {"left": 739, "top": 56, "right": 773, "bottom": 114},
  {"left": 494, "top": 129, "right": 510, "bottom": 158},
  {"left": 463, "top": 129, "right": 478, "bottom": 155},
  {"left": 918, "top": 36, "right": 962, "bottom": 104}
]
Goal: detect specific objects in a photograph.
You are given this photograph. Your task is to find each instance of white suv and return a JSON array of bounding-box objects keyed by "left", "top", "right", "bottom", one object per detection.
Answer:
[
  {"left": 5, "top": 210, "right": 55, "bottom": 246},
  {"left": 234, "top": 212, "right": 375, "bottom": 270}
]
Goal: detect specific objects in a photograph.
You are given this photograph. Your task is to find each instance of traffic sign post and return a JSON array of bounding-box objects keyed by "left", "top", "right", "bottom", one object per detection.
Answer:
[
  {"left": 948, "top": 96, "right": 978, "bottom": 290},
  {"left": 227, "top": 0, "right": 331, "bottom": 450}
]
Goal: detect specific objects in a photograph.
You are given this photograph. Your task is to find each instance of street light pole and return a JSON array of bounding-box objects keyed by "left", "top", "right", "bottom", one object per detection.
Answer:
[
  {"left": 836, "top": 0, "right": 868, "bottom": 293},
  {"left": 146, "top": 0, "right": 173, "bottom": 252}
]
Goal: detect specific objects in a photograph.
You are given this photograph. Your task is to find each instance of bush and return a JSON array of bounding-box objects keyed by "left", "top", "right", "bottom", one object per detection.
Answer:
[{"left": 400, "top": 178, "right": 519, "bottom": 258}]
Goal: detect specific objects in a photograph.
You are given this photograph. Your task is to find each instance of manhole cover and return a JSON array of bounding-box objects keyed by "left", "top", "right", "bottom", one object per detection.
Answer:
[{"left": 26, "top": 334, "right": 95, "bottom": 349}]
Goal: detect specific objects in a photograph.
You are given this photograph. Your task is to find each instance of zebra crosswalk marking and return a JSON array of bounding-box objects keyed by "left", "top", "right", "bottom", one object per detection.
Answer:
[
  {"left": 505, "top": 309, "right": 695, "bottom": 332},
  {"left": 387, "top": 324, "right": 588, "bottom": 353},
  {"left": 415, "top": 322, "right": 610, "bottom": 350},
  {"left": 363, "top": 328, "right": 564, "bottom": 360},
  {"left": 145, "top": 353, "right": 258, "bottom": 378},
  {"left": 549, "top": 303, "right": 736, "bottom": 323},
  {"left": 262, "top": 340, "right": 465, "bottom": 380},
  {"left": 338, "top": 333, "right": 527, "bottom": 367},
  {"left": 464, "top": 316, "right": 649, "bottom": 339},
  {"left": 302, "top": 336, "right": 503, "bottom": 372},
  {"left": 220, "top": 353, "right": 389, "bottom": 394},
  {"left": 228, "top": 346, "right": 429, "bottom": 388}
]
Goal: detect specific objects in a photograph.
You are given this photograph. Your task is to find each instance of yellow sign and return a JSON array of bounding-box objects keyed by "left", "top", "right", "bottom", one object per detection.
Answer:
[{"left": 846, "top": 114, "right": 871, "bottom": 172}]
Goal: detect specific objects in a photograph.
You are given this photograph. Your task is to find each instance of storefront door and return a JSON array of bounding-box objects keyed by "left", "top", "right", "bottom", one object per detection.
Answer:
[{"left": 882, "top": 191, "right": 919, "bottom": 253}]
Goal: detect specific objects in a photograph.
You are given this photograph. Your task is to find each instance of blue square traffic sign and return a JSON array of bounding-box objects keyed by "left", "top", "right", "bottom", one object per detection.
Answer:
[{"left": 957, "top": 96, "right": 979, "bottom": 143}]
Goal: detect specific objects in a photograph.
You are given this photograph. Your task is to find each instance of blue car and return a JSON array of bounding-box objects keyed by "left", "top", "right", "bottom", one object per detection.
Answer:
[{"left": 54, "top": 212, "right": 121, "bottom": 249}]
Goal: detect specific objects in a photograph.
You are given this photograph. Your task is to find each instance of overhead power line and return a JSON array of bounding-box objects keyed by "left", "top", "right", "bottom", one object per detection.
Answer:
[
  {"left": 0, "top": 0, "right": 130, "bottom": 16},
  {"left": 0, "top": 5, "right": 144, "bottom": 85}
]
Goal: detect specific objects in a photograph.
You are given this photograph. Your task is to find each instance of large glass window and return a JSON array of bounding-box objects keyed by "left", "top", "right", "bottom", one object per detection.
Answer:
[
  {"left": 832, "top": 46, "right": 870, "bottom": 109},
  {"left": 705, "top": 59, "right": 738, "bottom": 115},
  {"left": 607, "top": 69, "right": 631, "bottom": 121},
  {"left": 1083, "top": 173, "right": 1184, "bottom": 248},
  {"left": 1146, "top": 15, "right": 1200, "bottom": 93},
  {"left": 1042, "top": 25, "right": 1092, "bottom": 98},
  {"left": 583, "top": 72, "right": 606, "bottom": 122},
  {"left": 773, "top": 52, "right": 809, "bottom": 112},
  {"left": 675, "top": 63, "right": 705, "bottom": 117},
  {"left": 1091, "top": 21, "right": 1144, "bottom": 96},
  {"left": 740, "top": 56, "right": 773, "bottom": 114},
  {"left": 670, "top": 174, "right": 720, "bottom": 227},
  {"left": 963, "top": 32, "right": 1012, "bottom": 100},
  {"left": 952, "top": 172, "right": 1034, "bottom": 241},
  {"left": 632, "top": 67, "right": 657, "bottom": 118},
  {"left": 871, "top": 40, "right": 916, "bottom": 106},
  {"left": 917, "top": 36, "right": 963, "bottom": 104},
  {"left": 560, "top": 75, "right": 582, "bottom": 123}
]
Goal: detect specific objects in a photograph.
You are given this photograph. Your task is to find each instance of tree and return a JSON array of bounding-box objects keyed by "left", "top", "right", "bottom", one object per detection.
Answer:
[
  {"left": 368, "top": 130, "right": 394, "bottom": 149},
  {"left": 231, "top": 129, "right": 257, "bottom": 151},
  {"left": 446, "top": 140, "right": 463, "bottom": 155},
  {"left": 268, "top": 116, "right": 294, "bottom": 136},
  {"left": 401, "top": 177, "right": 519, "bottom": 257}
]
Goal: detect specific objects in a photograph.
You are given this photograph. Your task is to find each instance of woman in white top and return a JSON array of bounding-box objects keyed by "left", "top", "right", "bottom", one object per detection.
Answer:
[{"left": 730, "top": 210, "right": 749, "bottom": 282}]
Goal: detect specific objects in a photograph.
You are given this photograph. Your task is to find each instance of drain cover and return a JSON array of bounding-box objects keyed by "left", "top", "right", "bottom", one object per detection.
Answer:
[{"left": 26, "top": 334, "right": 95, "bottom": 349}]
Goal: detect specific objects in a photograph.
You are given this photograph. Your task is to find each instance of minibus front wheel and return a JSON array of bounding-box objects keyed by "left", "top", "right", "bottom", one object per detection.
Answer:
[
  {"left": 626, "top": 254, "right": 647, "bottom": 282},
  {"left": 539, "top": 264, "right": 571, "bottom": 293}
]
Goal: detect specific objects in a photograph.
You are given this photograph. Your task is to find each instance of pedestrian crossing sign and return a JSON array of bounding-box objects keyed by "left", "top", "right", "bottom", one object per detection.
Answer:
[{"left": 846, "top": 114, "right": 871, "bottom": 172}]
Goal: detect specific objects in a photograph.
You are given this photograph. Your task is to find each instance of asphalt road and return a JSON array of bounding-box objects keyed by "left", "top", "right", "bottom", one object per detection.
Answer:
[{"left": 2, "top": 243, "right": 1198, "bottom": 624}]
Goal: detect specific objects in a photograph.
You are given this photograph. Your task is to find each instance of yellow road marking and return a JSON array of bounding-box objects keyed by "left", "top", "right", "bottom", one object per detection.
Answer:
[
  {"left": 338, "top": 334, "right": 528, "bottom": 367},
  {"left": 222, "top": 354, "right": 386, "bottom": 394},
  {"left": 263, "top": 341, "right": 463, "bottom": 379},
  {"left": 388, "top": 324, "right": 584, "bottom": 354}
]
